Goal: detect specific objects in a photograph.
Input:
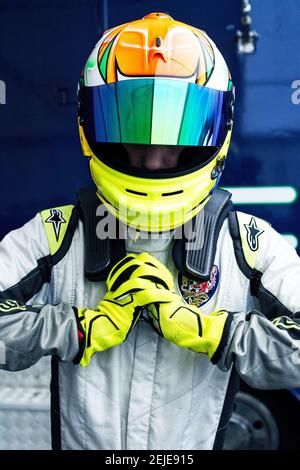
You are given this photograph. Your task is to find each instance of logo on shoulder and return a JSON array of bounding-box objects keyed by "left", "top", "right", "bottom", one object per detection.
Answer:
[
  {"left": 45, "top": 209, "right": 66, "bottom": 241},
  {"left": 178, "top": 265, "right": 219, "bottom": 308},
  {"left": 244, "top": 217, "right": 264, "bottom": 251}
]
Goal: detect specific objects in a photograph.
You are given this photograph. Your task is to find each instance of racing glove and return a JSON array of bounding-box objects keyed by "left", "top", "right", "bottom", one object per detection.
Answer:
[
  {"left": 74, "top": 253, "right": 175, "bottom": 366},
  {"left": 147, "top": 290, "right": 233, "bottom": 363}
]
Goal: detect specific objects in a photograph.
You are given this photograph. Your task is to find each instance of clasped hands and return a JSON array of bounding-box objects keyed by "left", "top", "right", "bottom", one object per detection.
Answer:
[{"left": 74, "top": 253, "right": 231, "bottom": 367}]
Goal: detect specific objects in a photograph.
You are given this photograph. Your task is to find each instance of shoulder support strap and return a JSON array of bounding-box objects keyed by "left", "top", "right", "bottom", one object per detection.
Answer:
[
  {"left": 173, "top": 189, "right": 233, "bottom": 281},
  {"left": 77, "top": 187, "right": 126, "bottom": 282}
]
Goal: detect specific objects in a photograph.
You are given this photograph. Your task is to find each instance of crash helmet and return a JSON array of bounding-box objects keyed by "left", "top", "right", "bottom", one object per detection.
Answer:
[{"left": 78, "top": 12, "right": 234, "bottom": 232}]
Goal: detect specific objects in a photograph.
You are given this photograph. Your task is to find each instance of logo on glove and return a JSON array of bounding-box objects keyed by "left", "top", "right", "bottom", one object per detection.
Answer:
[{"left": 178, "top": 265, "right": 219, "bottom": 308}]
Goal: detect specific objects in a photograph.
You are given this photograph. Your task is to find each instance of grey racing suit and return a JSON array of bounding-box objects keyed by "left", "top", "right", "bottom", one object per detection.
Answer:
[{"left": 0, "top": 190, "right": 300, "bottom": 450}]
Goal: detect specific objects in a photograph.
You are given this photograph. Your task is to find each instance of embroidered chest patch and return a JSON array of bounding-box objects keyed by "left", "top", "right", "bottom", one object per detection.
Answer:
[{"left": 178, "top": 265, "right": 220, "bottom": 308}]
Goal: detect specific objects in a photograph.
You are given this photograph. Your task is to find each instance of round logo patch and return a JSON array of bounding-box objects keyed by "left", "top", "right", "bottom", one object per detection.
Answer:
[{"left": 178, "top": 265, "right": 219, "bottom": 308}]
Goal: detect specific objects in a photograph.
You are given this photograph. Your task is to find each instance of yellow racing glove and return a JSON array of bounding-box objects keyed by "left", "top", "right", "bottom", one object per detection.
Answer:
[
  {"left": 74, "top": 253, "right": 175, "bottom": 366},
  {"left": 147, "top": 290, "right": 233, "bottom": 363}
]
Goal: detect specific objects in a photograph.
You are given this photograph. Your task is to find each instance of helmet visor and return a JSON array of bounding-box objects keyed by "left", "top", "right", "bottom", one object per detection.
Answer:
[{"left": 80, "top": 78, "right": 233, "bottom": 148}]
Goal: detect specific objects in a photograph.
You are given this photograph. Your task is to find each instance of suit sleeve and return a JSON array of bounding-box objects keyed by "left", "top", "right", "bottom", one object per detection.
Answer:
[
  {"left": 218, "top": 223, "right": 300, "bottom": 389},
  {"left": 0, "top": 213, "right": 79, "bottom": 371}
]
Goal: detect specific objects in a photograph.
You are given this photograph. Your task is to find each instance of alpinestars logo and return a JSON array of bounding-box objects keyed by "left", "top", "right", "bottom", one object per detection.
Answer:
[
  {"left": 244, "top": 217, "right": 264, "bottom": 251},
  {"left": 45, "top": 209, "right": 66, "bottom": 241}
]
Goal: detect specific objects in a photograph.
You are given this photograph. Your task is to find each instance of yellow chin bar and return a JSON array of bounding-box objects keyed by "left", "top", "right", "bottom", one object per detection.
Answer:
[{"left": 79, "top": 121, "right": 232, "bottom": 232}]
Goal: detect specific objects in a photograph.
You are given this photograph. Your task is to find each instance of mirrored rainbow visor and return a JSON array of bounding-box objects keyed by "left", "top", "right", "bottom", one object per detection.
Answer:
[{"left": 80, "top": 78, "right": 233, "bottom": 147}]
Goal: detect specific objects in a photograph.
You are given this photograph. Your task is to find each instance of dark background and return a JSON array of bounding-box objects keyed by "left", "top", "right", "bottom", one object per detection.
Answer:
[
  {"left": 0, "top": 0, "right": 300, "bottom": 246},
  {"left": 1, "top": 0, "right": 300, "bottom": 450}
]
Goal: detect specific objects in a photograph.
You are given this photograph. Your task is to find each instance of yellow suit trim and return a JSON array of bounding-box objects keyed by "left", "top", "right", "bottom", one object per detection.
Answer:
[{"left": 41, "top": 205, "right": 75, "bottom": 256}]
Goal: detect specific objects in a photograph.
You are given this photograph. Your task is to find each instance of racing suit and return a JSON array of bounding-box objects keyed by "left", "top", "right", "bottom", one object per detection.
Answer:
[{"left": 0, "top": 188, "right": 300, "bottom": 450}]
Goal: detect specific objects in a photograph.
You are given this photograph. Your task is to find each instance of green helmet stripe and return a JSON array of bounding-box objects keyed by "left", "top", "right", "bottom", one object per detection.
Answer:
[{"left": 99, "top": 40, "right": 114, "bottom": 82}]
